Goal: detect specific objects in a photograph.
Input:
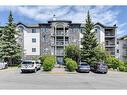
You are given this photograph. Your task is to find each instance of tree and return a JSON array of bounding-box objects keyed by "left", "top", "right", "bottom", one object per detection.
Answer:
[
  {"left": 0, "top": 11, "right": 22, "bottom": 65},
  {"left": 81, "top": 11, "right": 98, "bottom": 64},
  {"left": 95, "top": 45, "right": 107, "bottom": 62},
  {"left": 65, "top": 44, "right": 81, "bottom": 63}
]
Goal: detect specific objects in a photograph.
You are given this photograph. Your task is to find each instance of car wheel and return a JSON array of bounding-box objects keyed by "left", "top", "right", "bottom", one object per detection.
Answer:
[
  {"left": 38, "top": 67, "right": 41, "bottom": 70},
  {"left": 21, "top": 70, "right": 24, "bottom": 73}
]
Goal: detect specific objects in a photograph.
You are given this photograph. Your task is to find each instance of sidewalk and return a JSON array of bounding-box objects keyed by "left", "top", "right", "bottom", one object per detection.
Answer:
[{"left": 47, "top": 65, "right": 77, "bottom": 74}]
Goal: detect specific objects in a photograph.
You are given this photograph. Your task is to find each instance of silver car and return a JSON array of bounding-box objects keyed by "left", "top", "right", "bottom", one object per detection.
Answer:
[
  {"left": 77, "top": 62, "right": 90, "bottom": 73},
  {"left": 0, "top": 62, "right": 8, "bottom": 70},
  {"left": 20, "top": 60, "right": 41, "bottom": 73}
]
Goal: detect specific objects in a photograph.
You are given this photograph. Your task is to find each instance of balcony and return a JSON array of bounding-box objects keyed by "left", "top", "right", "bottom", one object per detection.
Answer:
[
  {"left": 56, "top": 30, "right": 64, "bottom": 36},
  {"left": 51, "top": 31, "right": 69, "bottom": 36},
  {"left": 56, "top": 52, "right": 64, "bottom": 56},
  {"left": 56, "top": 41, "right": 64, "bottom": 46},
  {"left": 123, "top": 44, "right": 127, "bottom": 49},
  {"left": 105, "top": 33, "right": 115, "bottom": 38},
  {"left": 123, "top": 55, "right": 127, "bottom": 58},
  {"left": 65, "top": 41, "right": 69, "bottom": 45},
  {"left": 105, "top": 43, "right": 115, "bottom": 47}
]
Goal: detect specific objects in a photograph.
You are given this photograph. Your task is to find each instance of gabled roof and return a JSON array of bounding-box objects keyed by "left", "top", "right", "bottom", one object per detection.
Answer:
[
  {"left": 95, "top": 22, "right": 117, "bottom": 28},
  {"left": 17, "top": 22, "right": 39, "bottom": 28},
  {"left": 48, "top": 20, "right": 72, "bottom": 23}
]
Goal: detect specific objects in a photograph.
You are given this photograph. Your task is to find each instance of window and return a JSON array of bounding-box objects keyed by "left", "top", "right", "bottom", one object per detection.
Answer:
[
  {"left": 32, "top": 48, "right": 36, "bottom": 52},
  {"left": 43, "top": 35, "right": 46, "bottom": 42},
  {"left": 32, "top": 38, "right": 36, "bottom": 43},
  {"left": 18, "top": 26, "right": 24, "bottom": 32},
  {"left": 45, "top": 28, "right": 49, "bottom": 32},
  {"left": 32, "top": 29, "right": 36, "bottom": 33},
  {"left": 81, "top": 28, "right": 84, "bottom": 33},
  {"left": 41, "top": 28, "right": 45, "bottom": 32},
  {"left": 95, "top": 29, "right": 98, "bottom": 32},
  {"left": 117, "top": 41, "right": 119, "bottom": 44},
  {"left": 41, "top": 28, "right": 49, "bottom": 32},
  {"left": 73, "top": 28, "right": 79, "bottom": 32},
  {"left": 117, "top": 49, "right": 119, "bottom": 53}
]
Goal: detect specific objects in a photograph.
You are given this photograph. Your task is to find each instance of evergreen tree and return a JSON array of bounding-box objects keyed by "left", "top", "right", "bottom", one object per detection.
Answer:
[
  {"left": 81, "top": 11, "right": 98, "bottom": 64},
  {"left": 0, "top": 11, "right": 22, "bottom": 65}
]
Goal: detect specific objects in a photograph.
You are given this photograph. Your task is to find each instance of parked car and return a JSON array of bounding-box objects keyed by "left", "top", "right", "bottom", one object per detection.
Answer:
[
  {"left": 20, "top": 60, "right": 41, "bottom": 73},
  {"left": 77, "top": 62, "right": 90, "bottom": 73},
  {"left": 0, "top": 62, "right": 8, "bottom": 70},
  {"left": 91, "top": 62, "right": 108, "bottom": 74}
]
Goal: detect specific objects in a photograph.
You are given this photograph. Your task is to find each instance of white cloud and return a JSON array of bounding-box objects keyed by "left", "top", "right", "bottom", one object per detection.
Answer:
[{"left": 0, "top": 6, "right": 125, "bottom": 36}]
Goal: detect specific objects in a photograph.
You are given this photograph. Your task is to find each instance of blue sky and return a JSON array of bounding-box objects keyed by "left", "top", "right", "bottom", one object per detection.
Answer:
[{"left": 0, "top": 6, "right": 127, "bottom": 37}]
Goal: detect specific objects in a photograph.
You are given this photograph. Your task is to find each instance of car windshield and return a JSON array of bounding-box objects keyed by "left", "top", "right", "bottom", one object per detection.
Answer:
[
  {"left": 80, "top": 64, "right": 89, "bottom": 66},
  {"left": 22, "top": 62, "right": 34, "bottom": 64}
]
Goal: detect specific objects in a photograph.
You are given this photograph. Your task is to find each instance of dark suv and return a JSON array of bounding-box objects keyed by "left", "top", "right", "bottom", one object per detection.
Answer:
[{"left": 91, "top": 62, "right": 108, "bottom": 74}]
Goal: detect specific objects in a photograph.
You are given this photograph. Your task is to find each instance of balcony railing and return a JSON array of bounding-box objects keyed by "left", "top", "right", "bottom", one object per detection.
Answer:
[
  {"left": 56, "top": 41, "right": 64, "bottom": 45},
  {"left": 51, "top": 41, "right": 69, "bottom": 46},
  {"left": 123, "top": 44, "right": 127, "bottom": 48},
  {"left": 51, "top": 31, "right": 68, "bottom": 36},
  {"left": 105, "top": 33, "right": 115, "bottom": 38},
  {"left": 56, "top": 52, "right": 64, "bottom": 56},
  {"left": 105, "top": 43, "right": 115, "bottom": 47},
  {"left": 56, "top": 30, "right": 64, "bottom": 35},
  {"left": 65, "top": 41, "right": 69, "bottom": 45}
]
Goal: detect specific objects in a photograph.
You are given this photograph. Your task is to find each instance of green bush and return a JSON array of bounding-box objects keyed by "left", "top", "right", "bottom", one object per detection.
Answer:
[
  {"left": 118, "top": 61, "right": 127, "bottom": 72},
  {"left": 40, "top": 55, "right": 55, "bottom": 65},
  {"left": 119, "top": 65, "right": 126, "bottom": 72},
  {"left": 66, "top": 59, "right": 77, "bottom": 72},
  {"left": 105, "top": 55, "right": 127, "bottom": 72},
  {"left": 64, "top": 58, "right": 73, "bottom": 65},
  {"left": 42, "top": 56, "right": 56, "bottom": 71}
]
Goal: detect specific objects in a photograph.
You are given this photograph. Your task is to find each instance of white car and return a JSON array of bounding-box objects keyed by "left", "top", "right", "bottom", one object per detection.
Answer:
[
  {"left": 20, "top": 60, "right": 41, "bottom": 73},
  {"left": 0, "top": 62, "right": 8, "bottom": 70}
]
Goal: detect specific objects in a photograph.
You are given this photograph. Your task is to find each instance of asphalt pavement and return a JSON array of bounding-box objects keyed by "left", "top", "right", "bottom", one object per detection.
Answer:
[{"left": 0, "top": 67, "right": 127, "bottom": 89}]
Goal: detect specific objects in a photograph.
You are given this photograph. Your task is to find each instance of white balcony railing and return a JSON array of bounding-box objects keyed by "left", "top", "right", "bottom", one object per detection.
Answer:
[
  {"left": 56, "top": 52, "right": 64, "bottom": 56},
  {"left": 51, "top": 31, "right": 69, "bottom": 36},
  {"left": 56, "top": 41, "right": 64, "bottom": 45},
  {"left": 105, "top": 43, "right": 115, "bottom": 47}
]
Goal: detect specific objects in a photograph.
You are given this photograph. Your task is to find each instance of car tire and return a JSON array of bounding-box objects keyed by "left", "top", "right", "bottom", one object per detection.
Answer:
[
  {"left": 38, "top": 68, "right": 41, "bottom": 70},
  {"left": 21, "top": 70, "right": 24, "bottom": 73}
]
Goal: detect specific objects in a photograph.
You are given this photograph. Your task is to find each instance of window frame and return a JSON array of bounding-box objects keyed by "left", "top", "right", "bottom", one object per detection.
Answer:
[
  {"left": 32, "top": 28, "right": 36, "bottom": 33},
  {"left": 32, "top": 48, "right": 36, "bottom": 52},
  {"left": 32, "top": 38, "right": 36, "bottom": 43}
]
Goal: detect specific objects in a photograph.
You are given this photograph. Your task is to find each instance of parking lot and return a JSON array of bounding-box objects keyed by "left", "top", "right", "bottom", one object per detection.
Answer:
[{"left": 0, "top": 67, "right": 127, "bottom": 89}]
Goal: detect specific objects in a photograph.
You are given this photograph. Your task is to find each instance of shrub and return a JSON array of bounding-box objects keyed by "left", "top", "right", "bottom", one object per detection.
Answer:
[
  {"left": 40, "top": 55, "right": 55, "bottom": 65},
  {"left": 118, "top": 61, "right": 127, "bottom": 72},
  {"left": 66, "top": 59, "right": 77, "bottom": 72},
  {"left": 42, "top": 56, "right": 56, "bottom": 71},
  {"left": 105, "top": 55, "right": 127, "bottom": 72},
  {"left": 119, "top": 65, "right": 126, "bottom": 72},
  {"left": 64, "top": 58, "right": 73, "bottom": 65}
]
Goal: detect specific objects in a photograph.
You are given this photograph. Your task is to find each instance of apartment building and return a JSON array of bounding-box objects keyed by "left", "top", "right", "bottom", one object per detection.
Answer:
[
  {"left": 117, "top": 35, "right": 127, "bottom": 62},
  {"left": 15, "top": 19, "right": 117, "bottom": 64},
  {"left": 94, "top": 23, "right": 117, "bottom": 57}
]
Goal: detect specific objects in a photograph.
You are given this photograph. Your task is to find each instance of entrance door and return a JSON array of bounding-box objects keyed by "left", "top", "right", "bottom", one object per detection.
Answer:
[{"left": 57, "top": 57, "right": 63, "bottom": 65}]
